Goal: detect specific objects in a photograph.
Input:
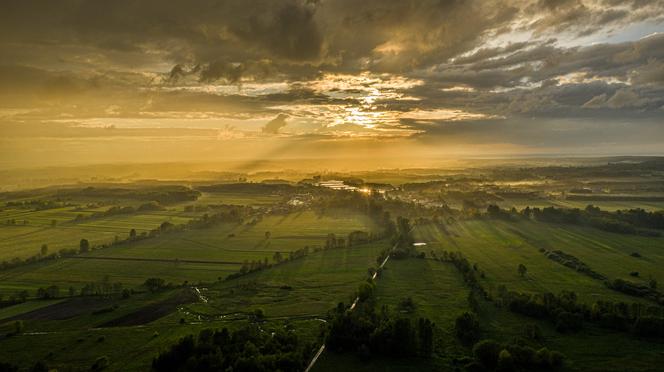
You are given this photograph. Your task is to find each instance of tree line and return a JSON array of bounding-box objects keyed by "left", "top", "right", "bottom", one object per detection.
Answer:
[
  {"left": 151, "top": 325, "right": 316, "bottom": 372},
  {"left": 56, "top": 185, "right": 200, "bottom": 204},
  {"left": 485, "top": 204, "right": 663, "bottom": 236},
  {"left": 496, "top": 287, "right": 664, "bottom": 338},
  {"left": 325, "top": 288, "right": 435, "bottom": 359}
]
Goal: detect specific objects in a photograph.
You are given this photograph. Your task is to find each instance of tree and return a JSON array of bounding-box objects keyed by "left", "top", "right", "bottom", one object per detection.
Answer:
[
  {"left": 37, "top": 286, "right": 59, "bottom": 299},
  {"left": 30, "top": 361, "right": 49, "bottom": 372},
  {"left": 129, "top": 228, "right": 137, "bottom": 240},
  {"left": 518, "top": 263, "right": 527, "bottom": 277},
  {"left": 473, "top": 339, "right": 501, "bottom": 369},
  {"left": 273, "top": 251, "right": 283, "bottom": 263},
  {"left": 17, "top": 290, "right": 29, "bottom": 302},
  {"left": 91, "top": 356, "right": 109, "bottom": 371},
  {"left": 144, "top": 278, "right": 166, "bottom": 292},
  {"left": 46, "top": 285, "right": 60, "bottom": 298},
  {"left": 79, "top": 239, "right": 90, "bottom": 253},
  {"left": 14, "top": 320, "right": 24, "bottom": 335},
  {"left": 395, "top": 216, "right": 414, "bottom": 248},
  {"left": 40, "top": 244, "right": 48, "bottom": 256},
  {"left": 455, "top": 312, "right": 480, "bottom": 345},
  {"left": 253, "top": 308, "right": 265, "bottom": 321},
  {"left": 357, "top": 282, "right": 375, "bottom": 302},
  {"left": 418, "top": 318, "right": 434, "bottom": 357},
  {"left": 497, "top": 349, "right": 514, "bottom": 371}
]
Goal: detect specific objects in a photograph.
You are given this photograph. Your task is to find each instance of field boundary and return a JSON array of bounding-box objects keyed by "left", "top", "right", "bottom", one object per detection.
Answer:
[{"left": 69, "top": 256, "right": 241, "bottom": 265}]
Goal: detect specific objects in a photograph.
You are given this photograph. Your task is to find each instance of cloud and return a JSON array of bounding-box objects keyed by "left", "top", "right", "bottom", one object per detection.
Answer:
[
  {"left": 262, "top": 114, "right": 289, "bottom": 134},
  {"left": 630, "top": 58, "right": 664, "bottom": 86},
  {"left": 1, "top": 0, "right": 664, "bottom": 148},
  {"left": 583, "top": 93, "right": 608, "bottom": 108},
  {"left": 606, "top": 88, "right": 646, "bottom": 108}
]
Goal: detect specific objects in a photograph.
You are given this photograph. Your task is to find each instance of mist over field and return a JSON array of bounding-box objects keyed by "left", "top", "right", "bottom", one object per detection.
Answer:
[{"left": 1, "top": 1, "right": 664, "bottom": 371}]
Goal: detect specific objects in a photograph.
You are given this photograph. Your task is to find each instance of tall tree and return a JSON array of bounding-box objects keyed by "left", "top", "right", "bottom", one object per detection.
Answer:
[{"left": 79, "top": 239, "right": 90, "bottom": 253}]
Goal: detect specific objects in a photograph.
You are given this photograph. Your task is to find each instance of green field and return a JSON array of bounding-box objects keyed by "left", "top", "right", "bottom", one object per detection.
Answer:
[
  {"left": 0, "top": 207, "right": 196, "bottom": 261},
  {"left": 0, "top": 237, "right": 385, "bottom": 370},
  {"left": 0, "top": 210, "right": 377, "bottom": 296},
  {"left": 0, "top": 289, "right": 285, "bottom": 370},
  {"left": 314, "top": 258, "right": 471, "bottom": 371},
  {"left": 315, "top": 249, "right": 664, "bottom": 372},
  {"left": 195, "top": 239, "right": 391, "bottom": 318},
  {"left": 195, "top": 191, "right": 284, "bottom": 206},
  {"left": 2, "top": 176, "right": 664, "bottom": 372},
  {"left": 497, "top": 198, "right": 664, "bottom": 212},
  {"left": 413, "top": 219, "right": 664, "bottom": 304}
]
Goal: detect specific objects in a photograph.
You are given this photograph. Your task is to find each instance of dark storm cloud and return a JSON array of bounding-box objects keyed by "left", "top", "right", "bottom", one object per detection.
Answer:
[
  {"left": 402, "top": 32, "right": 664, "bottom": 123},
  {"left": 527, "top": 0, "right": 664, "bottom": 36},
  {"left": 1, "top": 0, "right": 661, "bottom": 78}
]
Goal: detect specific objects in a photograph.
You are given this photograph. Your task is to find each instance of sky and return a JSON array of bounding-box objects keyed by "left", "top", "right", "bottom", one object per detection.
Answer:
[{"left": 1, "top": 0, "right": 664, "bottom": 169}]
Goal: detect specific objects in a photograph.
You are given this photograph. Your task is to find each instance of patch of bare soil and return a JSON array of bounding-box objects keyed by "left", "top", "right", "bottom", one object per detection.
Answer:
[
  {"left": 7, "top": 297, "right": 114, "bottom": 321},
  {"left": 100, "top": 289, "right": 198, "bottom": 327}
]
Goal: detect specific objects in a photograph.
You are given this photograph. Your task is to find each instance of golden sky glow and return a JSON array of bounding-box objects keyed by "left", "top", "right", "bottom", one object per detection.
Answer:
[{"left": 1, "top": 1, "right": 664, "bottom": 168}]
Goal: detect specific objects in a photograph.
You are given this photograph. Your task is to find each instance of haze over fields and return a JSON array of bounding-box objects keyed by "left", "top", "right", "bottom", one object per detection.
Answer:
[{"left": 2, "top": 0, "right": 664, "bottom": 170}]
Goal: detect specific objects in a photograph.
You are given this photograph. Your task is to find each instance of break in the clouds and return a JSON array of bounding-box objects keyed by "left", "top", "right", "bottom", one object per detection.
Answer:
[{"left": 1, "top": 0, "right": 664, "bottom": 160}]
